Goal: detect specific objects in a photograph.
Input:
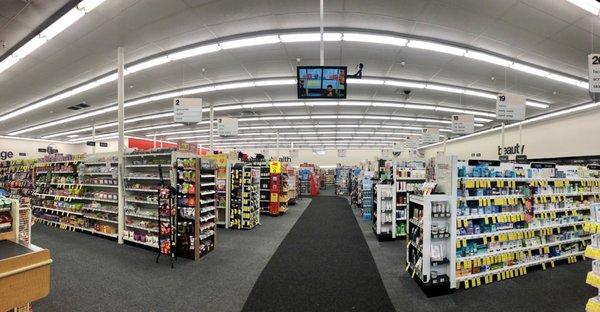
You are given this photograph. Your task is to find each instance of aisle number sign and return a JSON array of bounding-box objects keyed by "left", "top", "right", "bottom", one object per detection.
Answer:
[
  {"left": 270, "top": 161, "right": 281, "bottom": 174},
  {"left": 405, "top": 135, "right": 420, "bottom": 150},
  {"left": 337, "top": 149, "right": 347, "bottom": 157},
  {"left": 173, "top": 98, "right": 202, "bottom": 122},
  {"left": 496, "top": 92, "right": 526, "bottom": 121},
  {"left": 589, "top": 54, "right": 600, "bottom": 93},
  {"left": 392, "top": 141, "right": 405, "bottom": 156},
  {"left": 451, "top": 114, "right": 474, "bottom": 134},
  {"left": 422, "top": 128, "right": 439, "bottom": 144},
  {"left": 218, "top": 117, "right": 238, "bottom": 136},
  {"left": 289, "top": 149, "right": 298, "bottom": 158}
]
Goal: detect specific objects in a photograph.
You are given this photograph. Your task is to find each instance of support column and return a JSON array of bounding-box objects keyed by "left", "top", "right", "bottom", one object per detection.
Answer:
[
  {"left": 117, "top": 47, "right": 125, "bottom": 244},
  {"left": 319, "top": 0, "right": 324, "bottom": 66},
  {"left": 209, "top": 102, "right": 214, "bottom": 152},
  {"left": 92, "top": 123, "right": 96, "bottom": 154}
]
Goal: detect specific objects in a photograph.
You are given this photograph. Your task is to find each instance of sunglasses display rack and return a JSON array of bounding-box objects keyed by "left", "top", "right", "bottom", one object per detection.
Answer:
[
  {"left": 373, "top": 184, "right": 396, "bottom": 241},
  {"left": 0, "top": 159, "right": 36, "bottom": 208},
  {"left": 33, "top": 154, "right": 120, "bottom": 238},
  {"left": 123, "top": 150, "right": 174, "bottom": 248},
  {"left": 228, "top": 163, "right": 244, "bottom": 229},
  {"left": 393, "top": 160, "right": 426, "bottom": 239},
  {"left": 241, "top": 165, "right": 260, "bottom": 229}
]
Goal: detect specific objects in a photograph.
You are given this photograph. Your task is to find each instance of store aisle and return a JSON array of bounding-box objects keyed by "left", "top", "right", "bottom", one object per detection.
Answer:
[
  {"left": 32, "top": 198, "right": 312, "bottom": 312},
  {"left": 242, "top": 195, "right": 395, "bottom": 312}
]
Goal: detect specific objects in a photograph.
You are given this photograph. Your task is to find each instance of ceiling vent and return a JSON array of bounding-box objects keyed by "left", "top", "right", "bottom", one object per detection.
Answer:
[{"left": 67, "top": 102, "right": 90, "bottom": 110}]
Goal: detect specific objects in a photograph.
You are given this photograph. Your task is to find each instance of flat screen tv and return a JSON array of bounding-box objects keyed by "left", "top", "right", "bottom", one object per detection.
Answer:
[{"left": 297, "top": 66, "right": 347, "bottom": 99}]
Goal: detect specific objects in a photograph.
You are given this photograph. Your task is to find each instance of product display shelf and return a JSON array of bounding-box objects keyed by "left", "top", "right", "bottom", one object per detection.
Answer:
[
  {"left": 335, "top": 167, "right": 351, "bottom": 196},
  {"left": 213, "top": 157, "right": 229, "bottom": 226},
  {"left": 454, "top": 160, "right": 596, "bottom": 290},
  {"left": 584, "top": 219, "right": 600, "bottom": 311},
  {"left": 0, "top": 197, "right": 19, "bottom": 241},
  {"left": 259, "top": 164, "right": 271, "bottom": 214},
  {"left": 373, "top": 184, "right": 396, "bottom": 241},
  {"left": 175, "top": 156, "right": 198, "bottom": 260},
  {"left": 123, "top": 150, "right": 174, "bottom": 249},
  {"left": 279, "top": 170, "right": 289, "bottom": 214},
  {"left": 197, "top": 158, "right": 217, "bottom": 258},
  {"left": 0, "top": 159, "right": 36, "bottom": 208},
  {"left": 406, "top": 193, "right": 455, "bottom": 297},
  {"left": 393, "top": 161, "right": 426, "bottom": 239},
  {"left": 33, "top": 154, "right": 120, "bottom": 239},
  {"left": 241, "top": 165, "right": 260, "bottom": 229},
  {"left": 361, "top": 175, "right": 374, "bottom": 220},
  {"left": 287, "top": 168, "right": 298, "bottom": 205},
  {"left": 228, "top": 163, "right": 244, "bottom": 229}
]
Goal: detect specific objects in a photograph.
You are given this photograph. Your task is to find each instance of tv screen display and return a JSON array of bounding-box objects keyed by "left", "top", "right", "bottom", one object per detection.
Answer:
[{"left": 297, "top": 66, "right": 347, "bottom": 99}]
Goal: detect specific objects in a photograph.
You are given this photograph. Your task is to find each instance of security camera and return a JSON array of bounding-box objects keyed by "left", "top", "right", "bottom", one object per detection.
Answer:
[
  {"left": 400, "top": 61, "right": 406, "bottom": 67},
  {"left": 296, "top": 58, "right": 301, "bottom": 64},
  {"left": 403, "top": 90, "right": 411, "bottom": 95}
]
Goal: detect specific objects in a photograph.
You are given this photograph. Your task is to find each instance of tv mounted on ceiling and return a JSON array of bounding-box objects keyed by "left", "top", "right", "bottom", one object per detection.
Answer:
[{"left": 297, "top": 66, "right": 347, "bottom": 99}]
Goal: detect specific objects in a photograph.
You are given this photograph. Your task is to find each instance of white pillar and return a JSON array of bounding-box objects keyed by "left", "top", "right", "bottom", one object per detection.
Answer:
[
  {"left": 519, "top": 123, "right": 523, "bottom": 147},
  {"left": 117, "top": 47, "right": 125, "bottom": 244},
  {"left": 153, "top": 131, "right": 157, "bottom": 148},
  {"left": 92, "top": 123, "right": 96, "bottom": 154},
  {"left": 209, "top": 102, "right": 214, "bottom": 152},
  {"left": 319, "top": 0, "right": 324, "bottom": 66},
  {"left": 276, "top": 132, "right": 280, "bottom": 157},
  {"left": 501, "top": 122, "right": 505, "bottom": 151}
]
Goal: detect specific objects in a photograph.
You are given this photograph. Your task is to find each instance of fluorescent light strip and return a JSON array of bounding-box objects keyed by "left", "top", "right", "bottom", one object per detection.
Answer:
[
  {"left": 3, "top": 29, "right": 585, "bottom": 125},
  {"left": 567, "top": 0, "right": 600, "bottom": 15},
  {"left": 0, "top": 0, "right": 105, "bottom": 74}
]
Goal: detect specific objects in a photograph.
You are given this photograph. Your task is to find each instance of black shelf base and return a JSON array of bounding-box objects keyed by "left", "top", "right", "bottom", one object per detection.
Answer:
[
  {"left": 406, "top": 262, "right": 453, "bottom": 297},
  {"left": 372, "top": 225, "right": 396, "bottom": 242}
]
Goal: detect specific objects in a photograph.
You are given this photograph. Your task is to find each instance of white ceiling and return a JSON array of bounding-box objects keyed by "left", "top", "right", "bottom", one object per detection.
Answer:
[{"left": 0, "top": 0, "right": 597, "bottom": 147}]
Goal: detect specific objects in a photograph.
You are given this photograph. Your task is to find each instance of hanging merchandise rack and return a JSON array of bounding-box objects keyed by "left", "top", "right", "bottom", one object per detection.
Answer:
[{"left": 156, "top": 183, "right": 176, "bottom": 268}]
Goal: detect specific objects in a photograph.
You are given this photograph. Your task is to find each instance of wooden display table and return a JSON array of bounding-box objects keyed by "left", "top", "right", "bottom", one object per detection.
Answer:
[{"left": 0, "top": 240, "right": 52, "bottom": 311}]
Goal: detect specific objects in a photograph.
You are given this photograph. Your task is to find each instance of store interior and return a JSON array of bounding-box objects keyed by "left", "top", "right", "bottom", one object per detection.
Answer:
[{"left": 2, "top": 0, "right": 600, "bottom": 311}]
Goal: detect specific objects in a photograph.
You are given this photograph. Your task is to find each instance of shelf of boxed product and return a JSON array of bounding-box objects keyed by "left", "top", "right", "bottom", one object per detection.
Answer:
[
  {"left": 0, "top": 197, "right": 19, "bottom": 241},
  {"left": 406, "top": 192, "right": 454, "bottom": 296},
  {"left": 33, "top": 154, "right": 121, "bottom": 239},
  {"left": 583, "top": 216, "right": 600, "bottom": 311},
  {"left": 373, "top": 184, "right": 396, "bottom": 241},
  {"left": 454, "top": 160, "right": 596, "bottom": 290},
  {"left": 393, "top": 160, "right": 426, "bottom": 238},
  {"left": 123, "top": 149, "right": 175, "bottom": 248}
]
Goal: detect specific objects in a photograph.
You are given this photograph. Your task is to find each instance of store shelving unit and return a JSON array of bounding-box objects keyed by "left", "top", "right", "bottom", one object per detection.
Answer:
[
  {"left": 229, "top": 163, "right": 244, "bottom": 229},
  {"left": 373, "top": 184, "right": 396, "bottom": 241},
  {"left": 393, "top": 161, "right": 426, "bottom": 239},
  {"left": 361, "top": 177, "right": 373, "bottom": 220},
  {"left": 259, "top": 163, "right": 271, "bottom": 214},
  {"left": 335, "top": 167, "right": 351, "bottom": 195},
  {"left": 0, "top": 197, "right": 19, "bottom": 241},
  {"left": 198, "top": 158, "right": 217, "bottom": 257},
  {"left": 123, "top": 151, "right": 173, "bottom": 248},
  {"left": 33, "top": 154, "right": 120, "bottom": 238},
  {"left": 287, "top": 168, "right": 298, "bottom": 205},
  {"left": 584, "top": 217, "right": 600, "bottom": 312},
  {"left": 241, "top": 165, "right": 260, "bottom": 229},
  {"left": 0, "top": 159, "right": 36, "bottom": 208}
]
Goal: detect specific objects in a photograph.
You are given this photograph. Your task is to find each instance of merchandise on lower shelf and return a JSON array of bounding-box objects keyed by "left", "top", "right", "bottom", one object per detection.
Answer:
[
  {"left": 373, "top": 184, "right": 396, "bottom": 241},
  {"left": 242, "top": 165, "right": 260, "bottom": 229},
  {"left": 393, "top": 160, "right": 426, "bottom": 238},
  {"left": 229, "top": 163, "right": 244, "bottom": 229},
  {"left": 0, "top": 159, "right": 36, "bottom": 208}
]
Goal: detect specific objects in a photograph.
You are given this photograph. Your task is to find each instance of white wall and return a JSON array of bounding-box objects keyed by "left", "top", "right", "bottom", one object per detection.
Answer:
[
  {"left": 239, "top": 148, "right": 383, "bottom": 166},
  {"left": 0, "top": 137, "right": 124, "bottom": 160},
  {"left": 422, "top": 108, "right": 600, "bottom": 160}
]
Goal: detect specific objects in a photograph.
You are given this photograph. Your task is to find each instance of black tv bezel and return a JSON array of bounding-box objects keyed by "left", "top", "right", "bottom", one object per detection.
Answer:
[{"left": 296, "top": 66, "right": 348, "bottom": 99}]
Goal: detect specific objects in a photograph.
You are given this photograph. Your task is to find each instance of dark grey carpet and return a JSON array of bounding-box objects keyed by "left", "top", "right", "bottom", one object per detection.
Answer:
[
  {"left": 31, "top": 197, "right": 312, "bottom": 312},
  {"left": 242, "top": 195, "right": 395, "bottom": 312},
  {"left": 352, "top": 197, "right": 596, "bottom": 312}
]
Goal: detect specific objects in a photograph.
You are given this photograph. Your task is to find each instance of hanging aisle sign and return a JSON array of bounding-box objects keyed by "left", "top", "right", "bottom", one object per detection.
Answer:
[
  {"left": 289, "top": 149, "right": 298, "bottom": 158},
  {"left": 173, "top": 98, "right": 203, "bottom": 122},
  {"left": 405, "top": 135, "right": 420, "bottom": 150},
  {"left": 337, "top": 149, "right": 347, "bottom": 157},
  {"left": 422, "top": 128, "right": 439, "bottom": 144},
  {"left": 589, "top": 54, "right": 600, "bottom": 93},
  {"left": 496, "top": 92, "right": 526, "bottom": 121},
  {"left": 451, "top": 114, "right": 474, "bottom": 134},
  {"left": 392, "top": 141, "right": 404, "bottom": 156},
  {"left": 218, "top": 117, "right": 238, "bottom": 136}
]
